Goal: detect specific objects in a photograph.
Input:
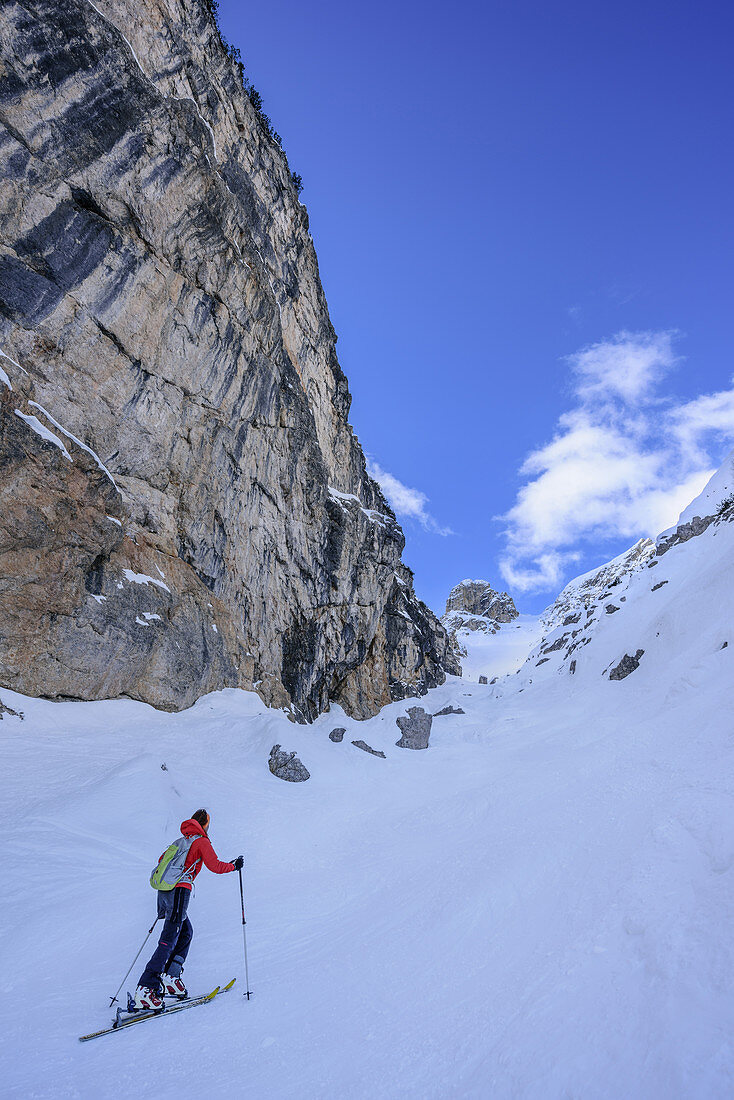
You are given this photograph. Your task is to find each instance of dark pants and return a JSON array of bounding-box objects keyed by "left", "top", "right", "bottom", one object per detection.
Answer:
[{"left": 139, "top": 887, "right": 193, "bottom": 990}]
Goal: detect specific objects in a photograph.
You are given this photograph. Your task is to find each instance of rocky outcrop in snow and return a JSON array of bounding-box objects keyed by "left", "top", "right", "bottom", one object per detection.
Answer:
[
  {"left": 541, "top": 539, "right": 655, "bottom": 633},
  {"left": 519, "top": 539, "right": 656, "bottom": 678},
  {"left": 0, "top": 696, "right": 23, "bottom": 720},
  {"left": 442, "top": 580, "right": 518, "bottom": 635},
  {"left": 0, "top": 0, "right": 457, "bottom": 719},
  {"left": 269, "top": 745, "right": 310, "bottom": 782},
  {"left": 395, "top": 706, "right": 432, "bottom": 750},
  {"left": 351, "top": 740, "right": 385, "bottom": 759},
  {"left": 655, "top": 449, "right": 733, "bottom": 558},
  {"left": 609, "top": 650, "right": 645, "bottom": 680}
]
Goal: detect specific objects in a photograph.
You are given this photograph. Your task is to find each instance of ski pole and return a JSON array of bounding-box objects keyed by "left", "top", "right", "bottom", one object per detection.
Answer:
[
  {"left": 109, "top": 917, "right": 161, "bottom": 1007},
  {"left": 238, "top": 866, "right": 253, "bottom": 999}
]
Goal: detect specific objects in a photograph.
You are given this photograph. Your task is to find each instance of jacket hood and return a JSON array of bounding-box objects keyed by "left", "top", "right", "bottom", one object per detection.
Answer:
[{"left": 180, "top": 818, "right": 207, "bottom": 839}]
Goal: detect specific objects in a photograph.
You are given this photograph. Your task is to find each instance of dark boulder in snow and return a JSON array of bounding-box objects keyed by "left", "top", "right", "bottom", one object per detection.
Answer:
[
  {"left": 478, "top": 675, "right": 488, "bottom": 685},
  {"left": 329, "top": 727, "right": 346, "bottom": 742},
  {"left": 395, "top": 706, "right": 433, "bottom": 750},
  {"left": 609, "top": 650, "right": 645, "bottom": 681},
  {"left": 433, "top": 705, "right": 465, "bottom": 716},
  {"left": 0, "top": 697, "right": 23, "bottom": 719},
  {"left": 269, "top": 745, "right": 310, "bottom": 782},
  {"left": 351, "top": 740, "right": 386, "bottom": 758}
]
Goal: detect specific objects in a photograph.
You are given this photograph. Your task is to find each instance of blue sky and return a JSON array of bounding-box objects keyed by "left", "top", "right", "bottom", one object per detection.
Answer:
[{"left": 218, "top": 0, "right": 734, "bottom": 615}]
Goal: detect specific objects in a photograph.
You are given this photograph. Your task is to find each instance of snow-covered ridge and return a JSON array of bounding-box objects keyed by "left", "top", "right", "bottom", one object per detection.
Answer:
[
  {"left": 667, "top": 446, "right": 734, "bottom": 532},
  {"left": 504, "top": 457, "right": 734, "bottom": 690},
  {"left": 453, "top": 454, "right": 734, "bottom": 689},
  {"left": 541, "top": 537, "right": 655, "bottom": 633}
]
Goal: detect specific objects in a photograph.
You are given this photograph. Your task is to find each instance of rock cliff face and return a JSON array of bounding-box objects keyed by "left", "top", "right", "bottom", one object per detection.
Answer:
[
  {"left": 0, "top": 0, "right": 457, "bottom": 719},
  {"left": 442, "top": 579, "right": 518, "bottom": 635}
]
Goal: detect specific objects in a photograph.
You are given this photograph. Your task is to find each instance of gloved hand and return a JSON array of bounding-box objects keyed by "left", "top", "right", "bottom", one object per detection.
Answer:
[{"left": 232, "top": 855, "right": 244, "bottom": 871}]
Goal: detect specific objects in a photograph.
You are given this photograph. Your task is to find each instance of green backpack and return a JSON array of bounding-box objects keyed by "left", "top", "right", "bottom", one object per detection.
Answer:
[{"left": 150, "top": 836, "right": 199, "bottom": 890}]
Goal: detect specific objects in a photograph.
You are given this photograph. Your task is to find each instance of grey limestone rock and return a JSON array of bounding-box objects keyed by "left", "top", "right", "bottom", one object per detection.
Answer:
[
  {"left": 269, "top": 744, "right": 310, "bottom": 782},
  {"left": 542, "top": 539, "right": 655, "bottom": 632},
  {"left": 328, "top": 727, "right": 346, "bottom": 743},
  {"left": 0, "top": 697, "right": 23, "bottom": 719},
  {"left": 478, "top": 675, "right": 488, "bottom": 685},
  {"left": 433, "top": 705, "right": 465, "bottom": 716},
  {"left": 351, "top": 740, "right": 385, "bottom": 758},
  {"left": 657, "top": 515, "right": 716, "bottom": 556},
  {"left": 609, "top": 650, "right": 645, "bottom": 681},
  {"left": 395, "top": 706, "right": 432, "bottom": 750},
  {"left": 605, "top": 605, "right": 620, "bottom": 614},
  {"left": 444, "top": 580, "right": 518, "bottom": 622},
  {"left": 0, "top": 0, "right": 456, "bottom": 719},
  {"left": 442, "top": 579, "right": 518, "bottom": 641},
  {"left": 651, "top": 581, "right": 669, "bottom": 592}
]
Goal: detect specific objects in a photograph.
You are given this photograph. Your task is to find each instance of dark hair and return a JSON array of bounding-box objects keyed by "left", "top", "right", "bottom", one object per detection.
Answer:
[{"left": 191, "top": 808, "right": 210, "bottom": 827}]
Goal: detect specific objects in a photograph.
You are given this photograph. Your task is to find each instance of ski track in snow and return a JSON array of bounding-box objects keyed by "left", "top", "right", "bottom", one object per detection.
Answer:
[{"left": 1, "top": 497, "right": 734, "bottom": 1097}]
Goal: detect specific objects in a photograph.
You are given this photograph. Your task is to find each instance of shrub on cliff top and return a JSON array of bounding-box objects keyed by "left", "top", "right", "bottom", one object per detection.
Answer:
[{"left": 200, "top": 0, "right": 302, "bottom": 192}]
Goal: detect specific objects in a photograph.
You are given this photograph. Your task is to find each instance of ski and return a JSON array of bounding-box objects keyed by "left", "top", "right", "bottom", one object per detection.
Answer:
[{"left": 79, "top": 979, "right": 236, "bottom": 1042}]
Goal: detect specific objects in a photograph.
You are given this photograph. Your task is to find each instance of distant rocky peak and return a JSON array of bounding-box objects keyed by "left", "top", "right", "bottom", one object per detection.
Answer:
[
  {"left": 445, "top": 579, "right": 518, "bottom": 621},
  {"left": 442, "top": 579, "right": 519, "bottom": 635}
]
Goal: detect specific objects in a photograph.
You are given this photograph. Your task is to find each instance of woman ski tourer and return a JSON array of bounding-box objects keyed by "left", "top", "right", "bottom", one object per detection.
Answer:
[{"left": 135, "top": 809, "right": 243, "bottom": 1009}]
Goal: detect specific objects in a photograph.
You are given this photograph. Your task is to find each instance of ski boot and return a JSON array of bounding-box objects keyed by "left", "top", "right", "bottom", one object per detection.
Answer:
[
  {"left": 134, "top": 985, "right": 164, "bottom": 1011},
  {"left": 161, "top": 972, "right": 187, "bottom": 999}
]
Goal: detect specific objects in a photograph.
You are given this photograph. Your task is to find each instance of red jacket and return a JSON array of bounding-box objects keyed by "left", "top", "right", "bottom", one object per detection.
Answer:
[{"left": 174, "top": 818, "right": 235, "bottom": 890}]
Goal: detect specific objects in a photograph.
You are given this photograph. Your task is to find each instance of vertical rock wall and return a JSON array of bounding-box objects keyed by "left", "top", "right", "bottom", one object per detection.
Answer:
[{"left": 0, "top": 0, "right": 458, "bottom": 719}]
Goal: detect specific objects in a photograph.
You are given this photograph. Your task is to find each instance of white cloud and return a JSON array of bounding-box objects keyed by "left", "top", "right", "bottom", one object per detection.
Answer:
[
  {"left": 671, "top": 383, "right": 734, "bottom": 465},
  {"left": 500, "top": 332, "right": 734, "bottom": 594},
  {"left": 367, "top": 460, "right": 453, "bottom": 536},
  {"left": 498, "top": 550, "right": 579, "bottom": 594},
  {"left": 568, "top": 330, "right": 676, "bottom": 404}
]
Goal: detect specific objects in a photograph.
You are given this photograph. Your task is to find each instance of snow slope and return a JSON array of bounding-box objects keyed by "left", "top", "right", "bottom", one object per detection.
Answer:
[
  {"left": 671, "top": 447, "right": 734, "bottom": 530},
  {"left": 454, "top": 613, "right": 544, "bottom": 682},
  {"left": 2, "top": 480, "right": 734, "bottom": 1098}
]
